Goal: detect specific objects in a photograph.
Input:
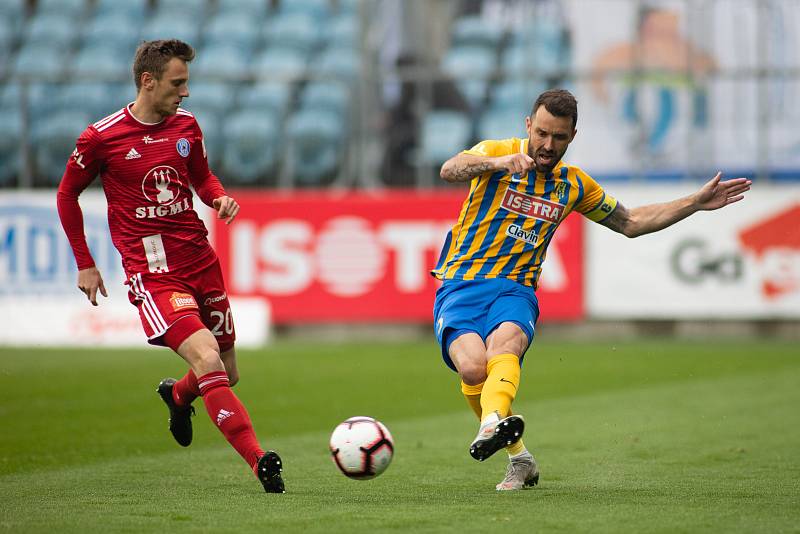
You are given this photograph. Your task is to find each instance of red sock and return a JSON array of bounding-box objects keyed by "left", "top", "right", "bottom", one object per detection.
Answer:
[
  {"left": 198, "top": 371, "right": 265, "bottom": 470},
  {"left": 172, "top": 370, "right": 200, "bottom": 407}
]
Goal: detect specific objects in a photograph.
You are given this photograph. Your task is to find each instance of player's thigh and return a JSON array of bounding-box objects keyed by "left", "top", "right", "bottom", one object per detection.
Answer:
[
  {"left": 485, "top": 322, "right": 529, "bottom": 358},
  {"left": 485, "top": 280, "right": 539, "bottom": 358},
  {"left": 175, "top": 328, "right": 225, "bottom": 375},
  {"left": 448, "top": 332, "right": 489, "bottom": 385},
  {"left": 433, "top": 280, "right": 491, "bottom": 375}
]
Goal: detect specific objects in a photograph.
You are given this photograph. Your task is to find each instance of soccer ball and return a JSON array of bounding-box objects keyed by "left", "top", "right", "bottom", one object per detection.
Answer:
[{"left": 329, "top": 416, "right": 394, "bottom": 480}]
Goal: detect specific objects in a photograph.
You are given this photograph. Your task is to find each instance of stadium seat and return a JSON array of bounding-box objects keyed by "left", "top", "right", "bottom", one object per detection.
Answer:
[
  {"left": 82, "top": 13, "right": 141, "bottom": 55},
  {"left": 325, "top": 13, "right": 357, "bottom": 48},
  {"left": 153, "top": 0, "right": 207, "bottom": 19},
  {"left": 23, "top": 12, "right": 79, "bottom": 48},
  {"left": 252, "top": 47, "right": 307, "bottom": 82},
  {"left": 263, "top": 12, "right": 320, "bottom": 55},
  {"left": 298, "top": 81, "right": 351, "bottom": 118},
  {"left": 192, "top": 45, "right": 250, "bottom": 80},
  {"left": 35, "top": 0, "right": 87, "bottom": 17},
  {"left": 187, "top": 108, "right": 221, "bottom": 167},
  {"left": 451, "top": 15, "right": 505, "bottom": 50},
  {"left": 313, "top": 45, "right": 359, "bottom": 80},
  {"left": 502, "top": 43, "right": 563, "bottom": 79},
  {"left": 419, "top": 110, "right": 472, "bottom": 165},
  {"left": 0, "top": 0, "right": 25, "bottom": 27},
  {"left": 216, "top": 0, "right": 270, "bottom": 19},
  {"left": 141, "top": 15, "right": 201, "bottom": 46},
  {"left": 237, "top": 82, "right": 292, "bottom": 118},
  {"left": 53, "top": 82, "right": 123, "bottom": 121},
  {"left": 203, "top": 12, "right": 260, "bottom": 53},
  {"left": 284, "top": 109, "right": 345, "bottom": 184},
  {"left": 221, "top": 110, "right": 281, "bottom": 185},
  {"left": 184, "top": 81, "right": 231, "bottom": 114},
  {"left": 0, "top": 107, "right": 21, "bottom": 186},
  {"left": 94, "top": 0, "right": 149, "bottom": 19},
  {"left": 442, "top": 45, "right": 495, "bottom": 109},
  {"left": 275, "top": 0, "right": 330, "bottom": 20},
  {"left": 33, "top": 110, "right": 90, "bottom": 185},
  {"left": 12, "top": 44, "right": 66, "bottom": 79},
  {"left": 71, "top": 46, "right": 130, "bottom": 80},
  {"left": 489, "top": 79, "right": 546, "bottom": 115},
  {"left": 476, "top": 108, "right": 527, "bottom": 141}
]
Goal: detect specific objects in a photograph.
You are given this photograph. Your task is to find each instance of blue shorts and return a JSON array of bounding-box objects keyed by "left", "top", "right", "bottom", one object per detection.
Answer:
[{"left": 432, "top": 278, "right": 540, "bottom": 372}]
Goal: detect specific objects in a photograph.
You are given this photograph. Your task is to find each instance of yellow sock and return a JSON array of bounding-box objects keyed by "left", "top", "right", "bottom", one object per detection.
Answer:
[
  {"left": 460, "top": 380, "right": 484, "bottom": 420},
  {"left": 462, "top": 378, "right": 528, "bottom": 456},
  {"left": 480, "top": 353, "right": 520, "bottom": 420}
]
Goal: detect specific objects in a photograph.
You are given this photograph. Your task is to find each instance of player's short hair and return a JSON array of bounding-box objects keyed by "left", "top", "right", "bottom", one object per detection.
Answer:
[
  {"left": 531, "top": 89, "right": 578, "bottom": 129},
  {"left": 132, "top": 39, "right": 195, "bottom": 91}
]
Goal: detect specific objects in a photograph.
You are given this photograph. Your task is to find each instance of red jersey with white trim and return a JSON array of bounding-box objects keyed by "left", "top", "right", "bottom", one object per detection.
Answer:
[{"left": 57, "top": 104, "right": 226, "bottom": 277}]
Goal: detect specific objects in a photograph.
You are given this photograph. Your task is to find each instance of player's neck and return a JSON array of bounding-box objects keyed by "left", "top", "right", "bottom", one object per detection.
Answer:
[{"left": 130, "top": 98, "right": 166, "bottom": 125}]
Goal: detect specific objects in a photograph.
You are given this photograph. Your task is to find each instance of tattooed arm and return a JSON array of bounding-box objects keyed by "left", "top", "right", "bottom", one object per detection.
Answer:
[
  {"left": 600, "top": 173, "right": 751, "bottom": 238},
  {"left": 440, "top": 153, "right": 535, "bottom": 183}
]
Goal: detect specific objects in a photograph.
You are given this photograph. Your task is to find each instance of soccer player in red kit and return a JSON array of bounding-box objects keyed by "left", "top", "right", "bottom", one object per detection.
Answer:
[{"left": 56, "top": 40, "right": 285, "bottom": 493}]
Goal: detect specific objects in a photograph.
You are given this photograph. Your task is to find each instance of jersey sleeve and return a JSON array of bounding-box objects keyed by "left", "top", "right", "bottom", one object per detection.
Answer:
[
  {"left": 573, "top": 167, "right": 618, "bottom": 222},
  {"left": 186, "top": 119, "right": 226, "bottom": 207},
  {"left": 56, "top": 126, "right": 103, "bottom": 270},
  {"left": 461, "top": 138, "right": 518, "bottom": 180}
]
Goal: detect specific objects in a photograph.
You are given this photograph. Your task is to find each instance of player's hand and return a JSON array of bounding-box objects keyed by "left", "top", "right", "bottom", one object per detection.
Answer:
[
  {"left": 213, "top": 196, "right": 240, "bottom": 225},
  {"left": 77, "top": 266, "right": 107, "bottom": 306},
  {"left": 694, "top": 172, "right": 752, "bottom": 211},
  {"left": 496, "top": 154, "right": 535, "bottom": 176}
]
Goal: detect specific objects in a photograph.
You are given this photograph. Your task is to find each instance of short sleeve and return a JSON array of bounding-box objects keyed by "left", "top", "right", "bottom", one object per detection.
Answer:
[
  {"left": 574, "top": 167, "right": 618, "bottom": 222},
  {"left": 461, "top": 138, "right": 520, "bottom": 181}
]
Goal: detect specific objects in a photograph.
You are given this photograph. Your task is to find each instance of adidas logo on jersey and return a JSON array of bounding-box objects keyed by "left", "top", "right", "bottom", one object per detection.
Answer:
[
  {"left": 125, "top": 148, "right": 141, "bottom": 160},
  {"left": 216, "top": 409, "right": 235, "bottom": 426}
]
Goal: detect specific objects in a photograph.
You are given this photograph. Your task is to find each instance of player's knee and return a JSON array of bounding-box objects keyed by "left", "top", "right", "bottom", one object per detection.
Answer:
[{"left": 460, "top": 364, "right": 487, "bottom": 386}]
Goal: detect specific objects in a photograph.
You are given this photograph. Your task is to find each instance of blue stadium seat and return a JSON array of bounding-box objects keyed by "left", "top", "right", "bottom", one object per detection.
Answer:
[
  {"left": 216, "top": 0, "right": 270, "bottom": 18},
  {"left": 185, "top": 81, "right": 230, "bottom": 114},
  {"left": 477, "top": 109, "right": 526, "bottom": 141},
  {"left": 72, "top": 46, "right": 130, "bottom": 80},
  {"left": 36, "top": 0, "right": 87, "bottom": 17},
  {"left": 489, "top": 79, "right": 546, "bottom": 115},
  {"left": 325, "top": 13, "right": 357, "bottom": 48},
  {"left": 153, "top": 0, "right": 207, "bottom": 19},
  {"left": 53, "top": 82, "right": 123, "bottom": 121},
  {"left": 204, "top": 12, "right": 259, "bottom": 53},
  {"left": 0, "top": 107, "right": 21, "bottom": 185},
  {"left": 82, "top": 13, "right": 141, "bottom": 54},
  {"left": 237, "top": 82, "right": 292, "bottom": 117},
  {"left": 0, "top": 0, "right": 26, "bottom": 27},
  {"left": 33, "top": 110, "right": 90, "bottom": 185},
  {"left": 285, "top": 109, "right": 345, "bottom": 184},
  {"left": 12, "top": 44, "right": 66, "bottom": 79},
  {"left": 502, "top": 43, "right": 563, "bottom": 79},
  {"left": 192, "top": 45, "right": 250, "bottom": 80},
  {"left": 298, "top": 81, "right": 351, "bottom": 118},
  {"left": 442, "top": 45, "right": 495, "bottom": 109},
  {"left": 221, "top": 110, "right": 281, "bottom": 185},
  {"left": 313, "top": 45, "right": 359, "bottom": 79},
  {"left": 263, "top": 12, "right": 320, "bottom": 55},
  {"left": 23, "top": 12, "right": 79, "bottom": 48},
  {"left": 275, "top": 0, "right": 330, "bottom": 20},
  {"left": 187, "top": 108, "right": 221, "bottom": 167},
  {"left": 141, "top": 15, "right": 201, "bottom": 45},
  {"left": 420, "top": 110, "right": 472, "bottom": 165},
  {"left": 95, "top": 0, "right": 149, "bottom": 18},
  {"left": 252, "top": 47, "right": 307, "bottom": 81},
  {"left": 451, "top": 15, "right": 504, "bottom": 50}
]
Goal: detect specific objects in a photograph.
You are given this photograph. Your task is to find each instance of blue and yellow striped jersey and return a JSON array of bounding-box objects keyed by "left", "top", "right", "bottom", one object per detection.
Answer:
[{"left": 432, "top": 137, "right": 617, "bottom": 289}]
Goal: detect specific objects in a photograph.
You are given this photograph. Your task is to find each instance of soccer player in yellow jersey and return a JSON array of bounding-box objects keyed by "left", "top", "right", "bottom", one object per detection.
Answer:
[{"left": 431, "top": 89, "right": 751, "bottom": 491}]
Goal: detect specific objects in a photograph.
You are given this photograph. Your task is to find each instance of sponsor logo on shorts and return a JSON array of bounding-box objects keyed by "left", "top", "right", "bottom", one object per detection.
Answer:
[
  {"left": 505, "top": 223, "right": 538, "bottom": 245},
  {"left": 169, "top": 292, "right": 197, "bottom": 311},
  {"left": 204, "top": 293, "right": 227, "bottom": 305}
]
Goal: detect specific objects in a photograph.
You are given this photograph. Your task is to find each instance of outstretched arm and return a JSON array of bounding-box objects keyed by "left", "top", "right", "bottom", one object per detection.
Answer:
[
  {"left": 440, "top": 153, "right": 535, "bottom": 183},
  {"left": 600, "top": 172, "right": 751, "bottom": 238}
]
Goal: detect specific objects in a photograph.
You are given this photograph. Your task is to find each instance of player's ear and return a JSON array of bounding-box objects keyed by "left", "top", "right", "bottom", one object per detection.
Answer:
[{"left": 140, "top": 72, "right": 155, "bottom": 90}]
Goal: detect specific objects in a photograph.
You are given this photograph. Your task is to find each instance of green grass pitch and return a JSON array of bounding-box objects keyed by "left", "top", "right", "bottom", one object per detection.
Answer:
[{"left": 1, "top": 338, "right": 798, "bottom": 533}]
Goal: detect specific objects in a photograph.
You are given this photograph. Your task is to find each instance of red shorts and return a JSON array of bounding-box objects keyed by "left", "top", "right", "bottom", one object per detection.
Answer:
[{"left": 126, "top": 259, "right": 236, "bottom": 351}]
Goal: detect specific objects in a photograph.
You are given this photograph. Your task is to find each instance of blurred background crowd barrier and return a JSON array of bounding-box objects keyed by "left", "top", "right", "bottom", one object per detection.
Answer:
[{"left": 1, "top": 0, "right": 799, "bottom": 189}]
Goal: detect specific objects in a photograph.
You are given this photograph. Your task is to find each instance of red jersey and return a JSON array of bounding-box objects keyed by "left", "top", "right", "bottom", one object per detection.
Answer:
[{"left": 57, "top": 104, "right": 226, "bottom": 277}]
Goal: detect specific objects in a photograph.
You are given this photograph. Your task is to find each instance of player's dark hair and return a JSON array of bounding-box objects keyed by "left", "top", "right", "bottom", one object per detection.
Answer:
[
  {"left": 132, "top": 39, "right": 195, "bottom": 91},
  {"left": 531, "top": 89, "right": 578, "bottom": 129}
]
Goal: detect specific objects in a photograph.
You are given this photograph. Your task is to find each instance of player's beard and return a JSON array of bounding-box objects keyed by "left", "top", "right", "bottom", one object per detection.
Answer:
[{"left": 528, "top": 145, "right": 564, "bottom": 174}]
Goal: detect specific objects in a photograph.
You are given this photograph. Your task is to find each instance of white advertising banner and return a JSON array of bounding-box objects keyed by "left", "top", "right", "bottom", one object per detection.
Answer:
[
  {"left": 587, "top": 184, "right": 800, "bottom": 318},
  {"left": 0, "top": 191, "right": 268, "bottom": 347}
]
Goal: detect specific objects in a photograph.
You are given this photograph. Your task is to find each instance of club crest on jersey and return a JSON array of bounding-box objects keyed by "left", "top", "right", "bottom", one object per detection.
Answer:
[
  {"left": 176, "top": 138, "right": 190, "bottom": 157},
  {"left": 169, "top": 292, "right": 198, "bottom": 311},
  {"left": 501, "top": 188, "right": 564, "bottom": 223},
  {"left": 137, "top": 166, "right": 190, "bottom": 219}
]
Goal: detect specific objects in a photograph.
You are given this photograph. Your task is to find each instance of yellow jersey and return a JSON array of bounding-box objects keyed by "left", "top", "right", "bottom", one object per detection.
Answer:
[{"left": 432, "top": 137, "right": 617, "bottom": 288}]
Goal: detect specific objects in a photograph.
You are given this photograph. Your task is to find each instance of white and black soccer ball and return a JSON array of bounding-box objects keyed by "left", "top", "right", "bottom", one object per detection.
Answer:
[{"left": 329, "top": 416, "right": 394, "bottom": 480}]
